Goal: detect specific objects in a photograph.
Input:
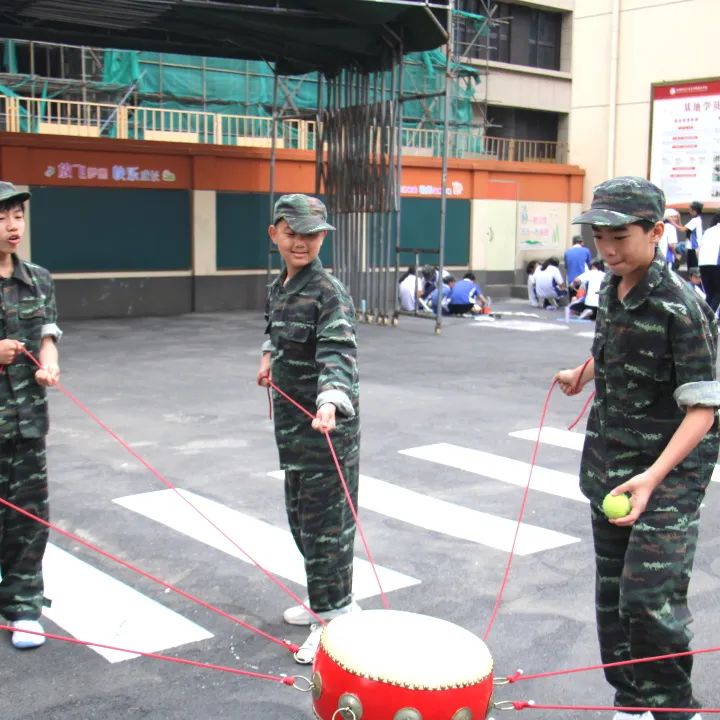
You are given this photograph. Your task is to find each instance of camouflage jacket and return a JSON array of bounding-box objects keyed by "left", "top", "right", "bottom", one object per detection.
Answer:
[
  {"left": 0, "top": 256, "right": 61, "bottom": 439},
  {"left": 580, "top": 252, "right": 720, "bottom": 512},
  {"left": 263, "top": 258, "right": 359, "bottom": 470}
]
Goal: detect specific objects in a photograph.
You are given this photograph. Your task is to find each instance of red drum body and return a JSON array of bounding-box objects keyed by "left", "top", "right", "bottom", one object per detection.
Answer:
[{"left": 311, "top": 610, "right": 494, "bottom": 720}]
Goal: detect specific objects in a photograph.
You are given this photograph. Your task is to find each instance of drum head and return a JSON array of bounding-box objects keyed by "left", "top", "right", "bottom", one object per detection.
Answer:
[{"left": 320, "top": 610, "right": 493, "bottom": 689}]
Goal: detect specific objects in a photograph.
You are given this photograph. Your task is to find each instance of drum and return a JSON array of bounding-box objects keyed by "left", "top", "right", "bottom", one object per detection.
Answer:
[{"left": 311, "top": 609, "right": 494, "bottom": 720}]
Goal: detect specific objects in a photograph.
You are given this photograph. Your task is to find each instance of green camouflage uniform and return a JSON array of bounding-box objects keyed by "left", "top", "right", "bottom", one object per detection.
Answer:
[
  {"left": 0, "top": 255, "right": 61, "bottom": 621},
  {"left": 575, "top": 177, "right": 720, "bottom": 720},
  {"left": 264, "top": 195, "right": 360, "bottom": 614}
]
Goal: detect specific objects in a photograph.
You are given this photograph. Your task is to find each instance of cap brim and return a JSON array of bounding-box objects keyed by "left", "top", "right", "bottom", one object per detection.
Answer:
[
  {"left": 284, "top": 217, "right": 335, "bottom": 234},
  {"left": 1, "top": 191, "right": 31, "bottom": 205},
  {"left": 572, "top": 208, "right": 645, "bottom": 226}
]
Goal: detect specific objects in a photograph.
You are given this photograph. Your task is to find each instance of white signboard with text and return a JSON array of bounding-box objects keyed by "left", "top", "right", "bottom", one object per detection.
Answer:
[{"left": 650, "top": 79, "right": 720, "bottom": 205}]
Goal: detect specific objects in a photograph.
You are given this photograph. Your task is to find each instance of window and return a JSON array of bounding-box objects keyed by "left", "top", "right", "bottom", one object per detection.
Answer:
[
  {"left": 456, "top": 1, "right": 510, "bottom": 63},
  {"left": 456, "top": 1, "right": 563, "bottom": 71},
  {"left": 528, "top": 10, "right": 562, "bottom": 70}
]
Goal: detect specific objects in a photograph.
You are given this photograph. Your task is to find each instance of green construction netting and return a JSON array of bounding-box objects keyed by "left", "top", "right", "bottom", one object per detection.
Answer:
[{"left": 1, "top": 40, "right": 483, "bottom": 153}]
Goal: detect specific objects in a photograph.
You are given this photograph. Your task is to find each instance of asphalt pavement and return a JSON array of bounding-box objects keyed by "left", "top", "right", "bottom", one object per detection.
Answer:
[{"left": 1, "top": 299, "right": 719, "bottom": 719}]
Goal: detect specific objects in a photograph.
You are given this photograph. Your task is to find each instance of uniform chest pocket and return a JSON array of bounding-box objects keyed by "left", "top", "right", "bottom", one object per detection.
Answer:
[
  {"left": 621, "top": 349, "right": 674, "bottom": 413},
  {"left": 18, "top": 297, "right": 46, "bottom": 321},
  {"left": 276, "top": 324, "right": 316, "bottom": 358}
]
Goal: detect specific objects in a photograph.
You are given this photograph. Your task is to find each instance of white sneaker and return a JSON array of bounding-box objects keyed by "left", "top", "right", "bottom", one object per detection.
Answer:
[
  {"left": 283, "top": 599, "right": 361, "bottom": 626},
  {"left": 612, "top": 713, "right": 652, "bottom": 720},
  {"left": 11, "top": 619, "right": 46, "bottom": 649},
  {"left": 294, "top": 623, "right": 323, "bottom": 664}
]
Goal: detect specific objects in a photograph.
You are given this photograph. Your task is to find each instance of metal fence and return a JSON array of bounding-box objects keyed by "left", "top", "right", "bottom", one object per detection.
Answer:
[{"left": 0, "top": 93, "right": 567, "bottom": 163}]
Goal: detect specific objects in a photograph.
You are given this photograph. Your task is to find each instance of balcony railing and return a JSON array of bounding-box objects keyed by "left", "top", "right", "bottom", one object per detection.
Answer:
[{"left": 0, "top": 94, "right": 568, "bottom": 163}]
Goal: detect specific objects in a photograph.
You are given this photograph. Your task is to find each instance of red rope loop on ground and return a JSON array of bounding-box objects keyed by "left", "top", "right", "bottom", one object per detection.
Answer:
[
  {"left": 0, "top": 623, "right": 296, "bottom": 686},
  {"left": 268, "top": 380, "right": 390, "bottom": 609},
  {"left": 0, "top": 493, "right": 299, "bottom": 653},
  {"left": 22, "top": 347, "right": 323, "bottom": 627}
]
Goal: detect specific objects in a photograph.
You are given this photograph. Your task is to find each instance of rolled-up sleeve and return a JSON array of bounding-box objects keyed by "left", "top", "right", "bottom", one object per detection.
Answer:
[
  {"left": 41, "top": 276, "right": 62, "bottom": 341},
  {"left": 671, "top": 300, "right": 720, "bottom": 409}
]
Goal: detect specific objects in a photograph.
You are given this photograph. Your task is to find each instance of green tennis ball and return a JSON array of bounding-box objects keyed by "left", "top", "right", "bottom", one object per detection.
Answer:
[{"left": 602, "top": 493, "right": 631, "bottom": 519}]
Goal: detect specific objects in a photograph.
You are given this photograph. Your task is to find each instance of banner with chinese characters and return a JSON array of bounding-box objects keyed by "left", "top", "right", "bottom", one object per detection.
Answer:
[
  {"left": 4, "top": 148, "right": 191, "bottom": 189},
  {"left": 650, "top": 79, "right": 720, "bottom": 205}
]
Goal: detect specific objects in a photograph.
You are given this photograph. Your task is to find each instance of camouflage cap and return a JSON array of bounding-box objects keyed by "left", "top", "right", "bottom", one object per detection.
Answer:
[
  {"left": 572, "top": 176, "right": 665, "bottom": 226},
  {"left": 273, "top": 193, "right": 335, "bottom": 234},
  {"left": 0, "top": 181, "right": 30, "bottom": 206}
]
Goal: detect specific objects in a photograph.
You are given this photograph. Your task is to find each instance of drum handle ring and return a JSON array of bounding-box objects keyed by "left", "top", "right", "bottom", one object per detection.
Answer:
[
  {"left": 494, "top": 669, "right": 524, "bottom": 685},
  {"left": 331, "top": 708, "right": 357, "bottom": 720},
  {"left": 493, "top": 700, "right": 535, "bottom": 710},
  {"left": 291, "top": 675, "right": 314, "bottom": 692}
]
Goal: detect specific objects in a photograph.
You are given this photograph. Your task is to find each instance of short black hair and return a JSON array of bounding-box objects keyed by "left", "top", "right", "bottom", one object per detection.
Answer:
[
  {"left": 464, "top": 272, "right": 476, "bottom": 281},
  {"left": 572, "top": 236, "right": 583, "bottom": 245},
  {"left": 632, "top": 219, "right": 656, "bottom": 233},
  {"left": 542, "top": 257, "right": 560, "bottom": 270},
  {"left": 591, "top": 259, "right": 604, "bottom": 271},
  {"left": 0, "top": 199, "right": 25, "bottom": 214},
  {"left": 711, "top": 211, "right": 720, "bottom": 228},
  {"left": 690, "top": 201, "right": 704, "bottom": 214}
]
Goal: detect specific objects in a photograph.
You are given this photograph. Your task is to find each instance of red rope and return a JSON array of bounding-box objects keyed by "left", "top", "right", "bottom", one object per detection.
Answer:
[
  {"left": 483, "top": 378, "right": 558, "bottom": 641},
  {"left": 504, "top": 645, "right": 720, "bottom": 684},
  {"left": 22, "top": 348, "right": 323, "bottom": 627},
  {"left": 567, "top": 357, "right": 595, "bottom": 431},
  {"left": 268, "top": 380, "right": 389, "bottom": 608},
  {"left": 0, "top": 494, "right": 299, "bottom": 653},
  {"left": 510, "top": 701, "right": 719, "bottom": 713},
  {"left": 0, "top": 623, "right": 296, "bottom": 686}
]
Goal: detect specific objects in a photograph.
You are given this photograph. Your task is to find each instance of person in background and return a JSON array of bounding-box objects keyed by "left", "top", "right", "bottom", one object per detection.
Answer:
[
  {"left": 697, "top": 212, "right": 720, "bottom": 312},
  {"left": 448, "top": 272, "right": 488, "bottom": 315},
  {"left": 526, "top": 260, "right": 540, "bottom": 307},
  {"left": 687, "top": 268, "right": 706, "bottom": 302},
  {"left": 564, "top": 236, "right": 593, "bottom": 292},
  {"left": 398, "top": 265, "right": 423, "bottom": 312},
  {"left": 428, "top": 275, "right": 455, "bottom": 314},
  {"left": 670, "top": 201, "right": 704, "bottom": 270},
  {"left": 569, "top": 259, "right": 605, "bottom": 320},
  {"left": 659, "top": 208, "right": 680, "bottom": 268},
  {"left": 534, "top": 257, "right": 567, "bottom": 308}
]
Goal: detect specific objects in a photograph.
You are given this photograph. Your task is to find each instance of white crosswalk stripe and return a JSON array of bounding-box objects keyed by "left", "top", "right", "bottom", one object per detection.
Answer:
[
  {"left": 510, "top": 426, "right": 720, "bottom": 483},
  {"left": 509, "top": 426, "right": 585, "bottom": 451},
  {"left": 266, "top": 471, "right": 579, "bottom": 555},
  {"left": 42, "top": 543, "right": 213, "bottom": 663},
  {"left": 113, "top": 488, "right": 420, "bottom": 600},
  {"left": 399, "top": 443, "right": 587, "bottom": 502}
]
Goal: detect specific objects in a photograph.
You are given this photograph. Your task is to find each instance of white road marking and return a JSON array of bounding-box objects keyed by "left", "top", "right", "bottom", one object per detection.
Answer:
[
  {"left": 511, "top": 427, "right": 720, "bottom": 483},
  {"left": 113, "top": 489, "right": 419, "bottom": 601},
  {"left": 264, "top": 471, "right": 578, "bottom": 555},
  {"left": 42, "top": 543, "right": 213, "bottom": 663},
  {"left": 471, "top": 319, "right": 569, "bottom": 332},
  {"left": 399, "top": 443, "right": 587, "bottom": 503},
  {"left": 509, "top": 427, "right": 585, "bottom": 452}
]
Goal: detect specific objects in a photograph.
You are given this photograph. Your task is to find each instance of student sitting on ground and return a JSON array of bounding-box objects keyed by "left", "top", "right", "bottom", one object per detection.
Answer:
[
  {"left": 448, "top": 272, "right": 488, "bottom": 315},
  {"left": 569, "top": 259, "right": 605, "bottom": 320},
  {"left": 428, "top": 275, "right": 455, "bottom": 314},
  {"left": 534, "top": 257, "right": 568, "bottom": 308}
]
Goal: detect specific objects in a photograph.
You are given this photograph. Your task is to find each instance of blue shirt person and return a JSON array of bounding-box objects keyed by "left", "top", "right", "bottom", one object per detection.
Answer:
[{"left": 564, "top": 236, "right": 593, "bottom": 284}]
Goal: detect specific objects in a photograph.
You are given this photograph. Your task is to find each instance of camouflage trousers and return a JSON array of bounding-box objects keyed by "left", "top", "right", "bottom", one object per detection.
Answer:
[
  {"left": 591, "top": 506, "right": 700, "bottom": 720},
  {"left": 0, "top": 437, "right": 49, "bottom": 621},
  {"left": 284, "top": 465, "right": 359, "bottom": 614}
]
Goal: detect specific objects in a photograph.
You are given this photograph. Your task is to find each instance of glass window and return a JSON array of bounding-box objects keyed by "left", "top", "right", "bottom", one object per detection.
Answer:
[
  {"left": 456, "top": 1, "right": 510, "bottom": 63},
  {"left": 528, "top": 10, "right": 561, "bottom": 70}
]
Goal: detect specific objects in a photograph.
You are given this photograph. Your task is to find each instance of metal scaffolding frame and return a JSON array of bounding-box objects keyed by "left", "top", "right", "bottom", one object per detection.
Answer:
[{"left": 265, "top": 0, "right": 504, "bottom": 333}]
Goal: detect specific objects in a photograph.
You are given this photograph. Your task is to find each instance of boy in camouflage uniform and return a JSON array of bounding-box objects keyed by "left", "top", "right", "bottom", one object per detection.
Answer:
[
  {"left": 0, "top": 182, "right": 62, "bottom": 649},
  {"left": 556, "top": 177, "right": 720, "bottom": 720},
  {"left": 257, "top": 194, "right": 360, "bottom": 664}
]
